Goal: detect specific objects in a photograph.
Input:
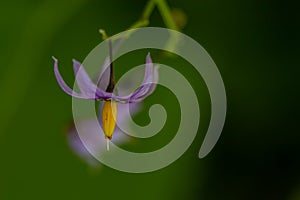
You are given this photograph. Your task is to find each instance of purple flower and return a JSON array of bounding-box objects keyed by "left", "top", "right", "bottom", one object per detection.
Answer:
[
  {"left": 53, "top": 53, "right": 158, "bottom": 103},
  {"left": 53, "top": 40, "right": 158, "bottom": 148}
]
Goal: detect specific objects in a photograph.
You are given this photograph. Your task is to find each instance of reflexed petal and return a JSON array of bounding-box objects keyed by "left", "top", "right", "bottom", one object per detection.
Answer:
[
  {"left": 134, "top": 65, "right": 158, "bottom": 101},
  {"left": 72, "top": 59, "right": 99, "bottom": 97},
  {"left": 143, "top": 53, "right": 155, "bottom": 84},
  {"left": 53, "top": 57, "right": 97, "bottom": 100},
  {"left": 113, "top": 53, "right": 158, "bottom": 103}
]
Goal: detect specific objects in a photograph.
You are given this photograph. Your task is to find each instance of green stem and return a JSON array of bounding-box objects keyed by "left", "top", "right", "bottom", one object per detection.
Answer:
[
  {"left": 142, "top": 0, "right": 156, "bottom": 20},
  {"left": 128, "top": 19, "right": 149, "bottom": 30},
  {"left": 101, "top": 0, "right": 180, "bottom": 54},
  {"left": 128, "top": 0, "right": 155, "bottom": 30},
  {"left": 139, "top": 0, "right": 179, "bottom": 30},
  {"left": 155, "top": 0, "right": 178, "bottom": 30},
  {"left": 155, "top": 0, "right": 180, "bottom": 54}
]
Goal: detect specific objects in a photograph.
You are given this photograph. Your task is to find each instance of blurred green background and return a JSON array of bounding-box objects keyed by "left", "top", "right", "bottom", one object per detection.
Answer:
[{"left": 0, "top": 0, "right": 299, "bottom": 199}]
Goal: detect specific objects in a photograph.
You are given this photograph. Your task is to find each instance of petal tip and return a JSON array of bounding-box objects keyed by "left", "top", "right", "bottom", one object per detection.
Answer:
[
  {"left": 146, "top": 52, "right": 152, "bottom": 60},
  {"left": 146, "top": 53, "right": 153, "bottom": 65},
  {"left": 72, "top": 59, "right": 81, "bottom": 65}
]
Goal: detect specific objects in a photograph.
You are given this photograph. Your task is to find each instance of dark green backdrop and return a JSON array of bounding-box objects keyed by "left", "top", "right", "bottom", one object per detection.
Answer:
[{"left": 0, "top": 0, "right": 299, "bottom": 199}]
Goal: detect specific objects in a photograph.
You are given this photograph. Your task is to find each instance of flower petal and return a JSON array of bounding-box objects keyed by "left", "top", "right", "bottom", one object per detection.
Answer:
[
  {"left": 53, "top": 57, "right": 96, "bottom": 100},
  {"left": 72, "top": 59, "right": 99, "bottom": 97},
  {"left": 133, "top": 65, "right": 158, "bottom": 101},
  {"left": 113, "top": 53, "right": 158, "bottom": 103},
  {"left": 143, "top": 53, "right": 155, "bottom": 84}
]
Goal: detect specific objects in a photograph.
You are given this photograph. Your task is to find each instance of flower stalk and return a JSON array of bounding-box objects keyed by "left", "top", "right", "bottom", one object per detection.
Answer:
[{"left": 105, "top": 40, "right": 115, "bottom": 93}]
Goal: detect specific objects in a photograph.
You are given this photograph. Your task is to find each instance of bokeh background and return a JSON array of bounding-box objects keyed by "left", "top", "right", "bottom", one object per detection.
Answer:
[{"left": 0, "top": 0, "right": 299, "bottom": 199}]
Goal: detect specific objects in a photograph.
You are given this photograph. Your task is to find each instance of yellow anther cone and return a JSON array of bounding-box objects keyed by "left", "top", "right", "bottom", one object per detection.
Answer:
[{"left": 102, "top": 101, "right": 118, "bottom": 142}]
